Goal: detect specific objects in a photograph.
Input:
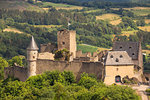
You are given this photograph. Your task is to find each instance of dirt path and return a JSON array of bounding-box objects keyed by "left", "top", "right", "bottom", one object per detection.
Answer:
[{"left": 132, "top": 85, "right": 149, "bottom": 100}]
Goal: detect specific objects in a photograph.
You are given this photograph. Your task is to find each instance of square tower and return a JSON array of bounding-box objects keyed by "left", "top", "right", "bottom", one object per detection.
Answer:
[{"left": 57, "top": 29, "right": 76, "bottom": 58}]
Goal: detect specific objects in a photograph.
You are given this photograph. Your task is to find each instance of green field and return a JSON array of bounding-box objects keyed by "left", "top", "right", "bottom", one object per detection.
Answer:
[
  {"left": 131, "top": 9, "right": 150, "bottom": 16},
  {"left": 77, "top": 44, "right": 110, "bottom": 53},
  {"left": 32, "top": 25, "right": 62, "bottom": 28},
  {"left": 84, "top": 9, "right": 103, "bottom": 13},
  {"left": 38, "top": 2, "right": 83, "bottom": 10}
]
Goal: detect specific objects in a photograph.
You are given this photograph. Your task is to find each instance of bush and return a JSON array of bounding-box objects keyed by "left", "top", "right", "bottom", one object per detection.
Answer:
[
  {"left": 78, "top": 75, "right": 98, "bottom": 89},
  {"left": 61, "top": 71, "right": 76, "bottom": 84}
]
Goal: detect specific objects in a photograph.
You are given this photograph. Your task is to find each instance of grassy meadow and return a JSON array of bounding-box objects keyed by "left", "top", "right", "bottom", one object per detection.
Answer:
[
  {"left": 96, "top": 13, "right": 121, "bottom": 25},
  {"left": 77, "top": 44, "right": 110, "bottom": 53},
  {"left": 138, "top": 26, "right": 150, "bottom": 32},
  {"left": 39, "top": 2, "right": 83, "bottom": 10},
  {"left": 121, "top": 30, "right": 138, "bottom": 37}
]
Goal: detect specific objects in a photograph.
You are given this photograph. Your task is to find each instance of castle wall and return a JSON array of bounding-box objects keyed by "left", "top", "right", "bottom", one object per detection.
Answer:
[
  {"left": 4, "top": 66, "right": 28, "bottom": 81},
  {"left": 38, "top": 52, "right": 54, "bottom": 60},
  {"left": 104, "top": 65, "right": 134, "bottom": 85},
  {"left": 36, "top": 60, "right": 104, "bottom": 80},
  {"left": 69, "top": 31, "right": 76, "bottom": 58}
]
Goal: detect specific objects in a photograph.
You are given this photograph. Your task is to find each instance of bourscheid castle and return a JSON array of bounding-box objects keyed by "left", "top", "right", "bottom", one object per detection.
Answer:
[{"left": 5, "top": 29, "right": 144, "bottom": 85}]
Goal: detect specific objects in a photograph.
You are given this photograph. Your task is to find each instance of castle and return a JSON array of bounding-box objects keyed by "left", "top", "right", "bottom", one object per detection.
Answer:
[{"left": 4, "top": 29, "right": 143, "bottom": 85}]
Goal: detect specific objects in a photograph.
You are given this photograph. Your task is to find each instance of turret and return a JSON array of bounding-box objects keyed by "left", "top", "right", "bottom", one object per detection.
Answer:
[{"left": 27, "top": 36, "right": 39, "bottom": 77}]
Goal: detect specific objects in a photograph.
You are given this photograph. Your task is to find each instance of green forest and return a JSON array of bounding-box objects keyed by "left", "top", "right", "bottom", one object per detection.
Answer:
[{"left": 0, "top": 70, "right": 140, "bottom": 100}]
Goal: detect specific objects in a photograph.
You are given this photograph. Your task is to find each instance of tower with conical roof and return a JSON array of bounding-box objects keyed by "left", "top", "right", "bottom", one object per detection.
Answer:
[{"left": 27, "top": 36, "right": 39, "bottom": 77}]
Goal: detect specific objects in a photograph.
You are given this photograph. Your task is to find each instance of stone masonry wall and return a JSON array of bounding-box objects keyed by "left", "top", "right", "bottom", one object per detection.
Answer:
[
  {"left": 4, "top": 66, "right": 28, "bottom": 81},
  {"left": 36, "top": 59, "right": 104, "bottom": 80}
]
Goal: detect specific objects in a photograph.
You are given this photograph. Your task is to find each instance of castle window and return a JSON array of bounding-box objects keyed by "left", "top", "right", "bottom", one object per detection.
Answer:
[
  {"left": 120, "top": 46, "right": 122, "bottom": 49},
  {"left": 33, "top": 56, "right": 35, "bottom": 59},
  {"left": 129, "top": 47, "right": 132, "bottom": 49},
  {"left": 116, "top": 68, "right": 119, "bottom": 71},
  {"left": 132, "top": 53, "right": 135, "bottom": 56},
  {"left": 110, "top": 55, "right": 113, "bottom": 58},
  {"left": 62, "top": 42, "right": 65, "bottom": 45},
  {"left": 116, "top": 58, "right": 119, "bottom": 62},
  {"left": 120, "top": 55, "right": 123, "bottom": 58}
]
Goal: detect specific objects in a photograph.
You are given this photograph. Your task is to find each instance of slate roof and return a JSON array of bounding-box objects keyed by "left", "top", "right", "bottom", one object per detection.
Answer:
[
  {"left": 27, "top": 36, "right": 39, "bottom": 50},
  {"left": 105, "top": 51, "right": 134, "bottom": 66},
  {"left": 113, "top": 42, "right": 140, "bottom": 60}
]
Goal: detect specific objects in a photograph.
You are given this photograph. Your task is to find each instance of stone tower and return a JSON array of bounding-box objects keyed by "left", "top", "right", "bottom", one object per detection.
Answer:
[
  {"left": 57, "top": 29, "right": 76, "bottom": 58},
  {"left": 27, "top": 36, "right": 39, "bottom": 77}
]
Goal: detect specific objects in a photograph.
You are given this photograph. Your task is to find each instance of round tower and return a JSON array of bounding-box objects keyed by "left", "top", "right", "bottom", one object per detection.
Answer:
[{"left": 27, "top": 36, "right": 39, "bottom": 77}]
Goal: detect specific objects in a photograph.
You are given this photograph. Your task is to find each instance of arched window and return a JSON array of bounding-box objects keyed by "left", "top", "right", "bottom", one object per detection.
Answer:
[{"left": 115, "top": 75, "right": 121, "bottom": 83}]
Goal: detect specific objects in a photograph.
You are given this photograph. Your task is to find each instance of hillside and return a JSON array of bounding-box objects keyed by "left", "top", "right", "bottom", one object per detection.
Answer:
[
  {"left": 0, "top": 0, "right": 44, "bottom": 12},
  {"left": 75, "top": 0, "right": 150, "bottom": 3}
]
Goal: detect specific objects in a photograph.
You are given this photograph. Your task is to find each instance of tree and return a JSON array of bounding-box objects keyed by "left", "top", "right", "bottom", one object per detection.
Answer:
[
  {"left": 0, "top": 57, "right": 8, "bottom": 80},
  {"left": 54, "top": 49, "right": 71, "bottom": 61},
  {"left": 78, "top": 73, "right": 98, "bottom": 89},
  {"left": 8, "top": 56, "right": 24, "bottom": 67},
  {"left": 6, "top": 18, "right": 14, "bottom": 26},
  {"left": 61, "top": 71, "right": 76, "bottom": 84},
  {"left": 136, "top": 19, "right": 145, "bottom": 26},
  {"left": 0, "top": 19, "right": 6, "bottom": 32},
  {"left": 28, "top": 0, "right": 35, "bottom": 4}
]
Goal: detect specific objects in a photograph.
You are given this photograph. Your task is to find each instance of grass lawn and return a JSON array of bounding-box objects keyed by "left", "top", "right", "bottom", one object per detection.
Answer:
[{"left": 77, "top": 44, "right": 110, "bottom": 53}]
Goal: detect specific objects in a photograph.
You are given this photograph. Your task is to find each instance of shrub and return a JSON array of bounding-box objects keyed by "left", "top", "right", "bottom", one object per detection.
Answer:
[
  {"left": 78, "top": 75, "right": 98, "bottom": 89},
  {"left": 61, "top": 71, "right": 76, "bottom": 84}
]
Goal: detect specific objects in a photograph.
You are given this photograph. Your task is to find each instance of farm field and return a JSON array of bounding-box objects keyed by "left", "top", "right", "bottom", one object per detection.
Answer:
[
  {"left": 96, "top": 13, "right": 121, "bottom": 25},
  {"left": 112, "top": 7, "right": 150, "bottom": 16},
  {"left": 123, "top": 7, "right": 150, "bottom": 16},
  {"left": 138, "top": 26, "right": 150, "bottom": 32},
  {"left": 3, "top": 26, "right": 23, "bottom": 34},
  {"left": 77, "top": 44, "right": 110, "bottom": 53},
  {"left": 96, "top": 13, "right": 121, "bottom": 21},
  {"left": 32, "top": 25, "right": 62, "bottom": 28},
  {"left": 121, "top": 30, "right": 138, "bottom": 37},
  {"left": 84, "top": 9, "right": 103, "bottom": 13},
  {"left": 38, "top": 2, "right": 83, "bottom": 10},
  {"left": 110, "top": 19, "right": 122, "bottom": 25},
  {"left": 0, "top": 0, "right": 44, "bottom": 12},
  {"left": 145, "top": 19, "right": 150, "bottom": 24}
]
